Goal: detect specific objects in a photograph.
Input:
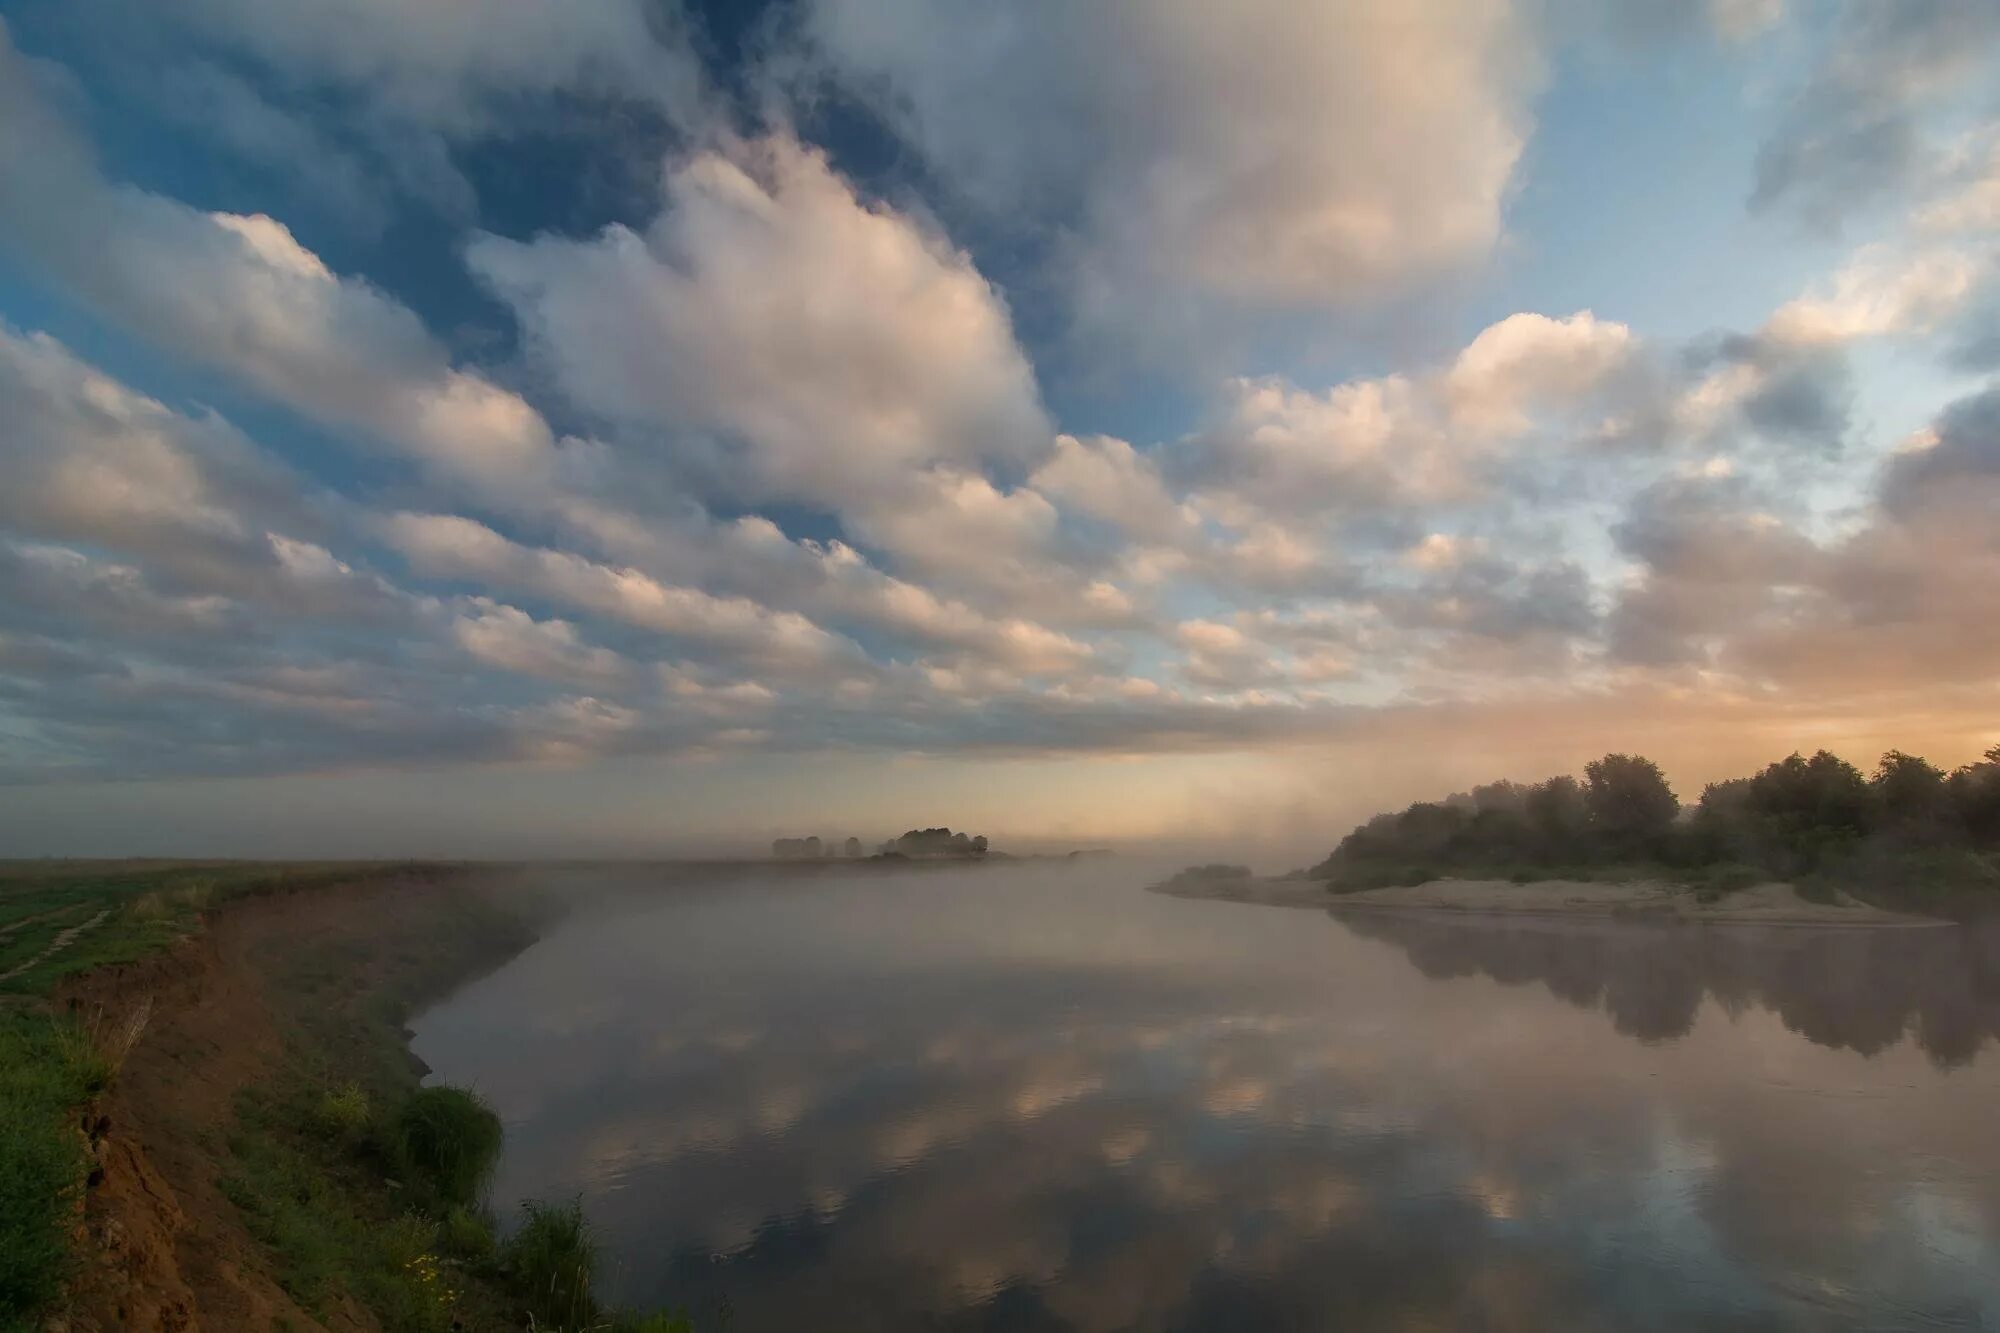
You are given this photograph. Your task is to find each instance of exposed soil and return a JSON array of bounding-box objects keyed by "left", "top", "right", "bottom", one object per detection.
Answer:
[{"left": 49, "top": 870, "right": 540, "bottom": 1332}]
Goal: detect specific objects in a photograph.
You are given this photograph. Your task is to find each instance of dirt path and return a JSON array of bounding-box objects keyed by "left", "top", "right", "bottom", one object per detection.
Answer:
[
  {"left": 0, "top": 904, "right": 76, "bottom": 939},
  {"left": 0, "top": 906, "right": 110, "bottom": 983}
]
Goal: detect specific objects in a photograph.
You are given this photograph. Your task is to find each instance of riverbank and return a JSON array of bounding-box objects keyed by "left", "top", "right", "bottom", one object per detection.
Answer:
[
  {"left": 1, "top": 862, "right": 550, "bottom": 1331},
  {"left": 1148, "top": 872, "right": 1944, "bottom": 927}
]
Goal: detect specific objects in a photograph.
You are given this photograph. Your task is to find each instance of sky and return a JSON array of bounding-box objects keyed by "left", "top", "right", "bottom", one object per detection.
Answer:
[{"left": 0, "top": 0, "right": 1996, "bottom": 864}]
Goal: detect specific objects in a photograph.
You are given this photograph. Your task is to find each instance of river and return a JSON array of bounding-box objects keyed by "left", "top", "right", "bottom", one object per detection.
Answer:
[{"left": 411, "top": 862, "right": 2000, "bottom": 1331}]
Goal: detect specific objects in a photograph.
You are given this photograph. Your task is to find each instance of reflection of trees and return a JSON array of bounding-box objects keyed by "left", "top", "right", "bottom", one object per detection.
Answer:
[{"left": 1336, "top": 912, "right": 2000, "bottom": 1065}]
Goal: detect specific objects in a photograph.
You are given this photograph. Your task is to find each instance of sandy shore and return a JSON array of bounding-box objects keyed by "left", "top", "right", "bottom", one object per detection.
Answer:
[{"left": 1149, "top": 874, "right": 1943, "bottom": 927}]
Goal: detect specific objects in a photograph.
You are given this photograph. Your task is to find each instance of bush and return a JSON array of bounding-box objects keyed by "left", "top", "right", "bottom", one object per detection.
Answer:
[
  {"left": 502, "top": 1198, "right": 598, "bottom": 1331},
  {"left": 369, "top": 1214, "right": 459, "bottom": 1333},
  {"left": 440, "top": 1204, "right": 496, "bottom": 1264},
  {"left": 1691, "top": 863, "right": 1763, "bottom": 898},
  {"left": 311, "top": 1081, "right": 371, "bottom": 1144},
  {"left": 393, "top": 1085, "right": 502, "bottom": 1207},
  {"left": 52, "top": 998, "right": 152, "bottom": 1095}
]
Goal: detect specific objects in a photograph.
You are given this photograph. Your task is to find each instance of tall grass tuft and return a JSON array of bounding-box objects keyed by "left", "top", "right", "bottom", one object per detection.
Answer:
[
  {"left": 501, "top": 1198, "right": 598, "bottom": 1330},
  {"left": 392, "top": 1085, "right": 502, "bottom": 1207},
  {"left": 54, "top": 996, "right": 152, "bottom": 1094},
  {"left": 310, "top": 1080, "right": 372, "bottom": 1144}
]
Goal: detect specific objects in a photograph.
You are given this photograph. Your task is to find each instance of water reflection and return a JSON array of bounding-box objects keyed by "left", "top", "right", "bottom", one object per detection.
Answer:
[
  {"left": 1337, "top": 910, "right": 2000, "bottom": 1063},
  {"left": 412, "top": 867, "right": 2000, "bottom": 1331}
]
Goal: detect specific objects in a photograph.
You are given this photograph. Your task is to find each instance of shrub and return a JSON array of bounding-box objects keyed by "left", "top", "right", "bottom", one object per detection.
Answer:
[
  {"left": 371, "top": 1214, "right": 458, "bottom": 1333},
  {"left": 1693, "top": 863, "right": 1763, "bottom": 897},
  {"left": 501, "top": 1198, "right": 597, "bottom": 1331},
  {"left": 440, "top": 1204, "right": 497, "bottom": 1264},
  {"left": 52, "top": 997, "right": 152, "bottom": 1095},
  {"left": 311, "top": 1081, "right": 371, "bottom": 1144},
  {"left": 393, "top": 1085, "right": 502, "bottom": 1207}
]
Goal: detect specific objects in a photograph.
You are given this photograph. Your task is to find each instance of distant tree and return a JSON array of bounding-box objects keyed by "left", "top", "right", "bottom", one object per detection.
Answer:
[
  {"left": 971, "top": 835, "right": 989, "bottom": 855},
  {"left": 1949, "top": 746, "right": 2000, "bottom": 846},
  {"left": 1747, "top": 751, "right": 1870, "bottom": 833},
  {"left": 1872, "top": 750, "right": 1950, "bottom": 832},
  {"left": 1583, "top": 754, "right": 1679, "bottom": 840},
  {"left": 1309, "top": 738, "right": 2000, "bottom": 896},
  {"left": 890, "top": 827, "right": 990, "bottom": 858},
  {"left": 1471, "top": 780, "right": 1529, "bottom": 814},
  {"left": 1742, "top": 750, "right": 1871, "bottom": 870},
  {"left": 844, "top": 837, "right": 863, "bottom": 858},
  {"left": 1524, "top": 775, "right": 1588, "bottom": 848},
  {"left": 803, "top": 836, "right": 822, "bottom": 858}
]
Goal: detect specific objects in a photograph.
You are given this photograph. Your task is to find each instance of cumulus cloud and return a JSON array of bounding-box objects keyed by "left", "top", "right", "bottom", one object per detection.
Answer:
[
  {"left": 5, "top": 0, "right": 2000, "bottom": 823},
  {"left": 1765, "top": 243, "right": 1989, "bottom": 346},
  {"left": 1171, "top": 310, "right": 1639, "bottom": 544},
  {"left": 0, "top": 30, "right": 570, "bottom": 499},
  {"left": 381, "top": 512, "right": 855, "bottom": 674},
  {"left": 1752, "top": 0, "right": 2000, "bottom": 227},
  {"left": 0, "top": 324, "right": 408, "bottom": 617},
  {"left": 467, "top": 136, "right": 1050, "bottom": 510},
  {"left": 1444, "top": 311, "right": 1638, "bottom": 439},
  {"left": 1609, "top": 380, "right": 2000, "bottom": 698},
  {"left": 798, "top": 0, "right": 1537, "bottom": 326},
  {"left": 122, "top": 0, "right": 704, "bottom": 135},
  {"left": 450, "top": 600, "right": 633, "bottom": 691}
]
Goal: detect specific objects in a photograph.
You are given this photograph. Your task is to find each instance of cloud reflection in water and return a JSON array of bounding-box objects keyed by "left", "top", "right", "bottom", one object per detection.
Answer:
[{"left": 412, "top": 867, "right": 2000, "bottom": 1330}]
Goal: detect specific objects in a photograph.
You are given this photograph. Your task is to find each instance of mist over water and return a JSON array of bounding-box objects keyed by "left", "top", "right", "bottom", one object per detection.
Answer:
[{"left": 412, "top": 864, "right": 2000, "bottom": 1331}]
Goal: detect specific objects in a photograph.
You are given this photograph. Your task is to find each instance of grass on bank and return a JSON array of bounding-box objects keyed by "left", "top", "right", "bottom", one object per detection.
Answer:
[
  {"left": 0, "top": 858, "right": 689, "bottom": 1332},
  {"left": 0, "top": 1015, "right": 97, "bottom": 1330},
  {"left": 0, "top": 861, "right": 468, "bottom": 1331},
  {"left": 222, "top": 1079, "right": 510, "bottom": 1332},
  {"left": 0, "top": 862, "right": 418, "bottom": 996},
  {"left": 226, "top": 1078, "right": 693, "bottom": 1331}
]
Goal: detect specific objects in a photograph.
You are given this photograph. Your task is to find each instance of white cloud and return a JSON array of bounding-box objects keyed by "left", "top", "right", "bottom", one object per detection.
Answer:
[
  {"left": 148, "top": 0, "right": 704, "bottom": 133},
  {"left": 802, "top": 0, "right": 1536, "bottom": 319},
  {"left": 1765, "top": 243, "right": 1987, "bottom": 345},
  {"left": 450, "top": 599, "right": 632, "bottom": 690},
  {"left": 0, "top": 34, "right": 568, "bottom": 499},
  {"left": 381, "top": 512, "right": 855, "bottom": 672},
  {"left": 467, "top": 135, "right": 1051, "bottom": 516},
  {"left": 1029, "top": 435, "right": 1197, "bottom": 547},
  {"left": 1444, "top": 311, "right": 1636, "bottom": 439}
]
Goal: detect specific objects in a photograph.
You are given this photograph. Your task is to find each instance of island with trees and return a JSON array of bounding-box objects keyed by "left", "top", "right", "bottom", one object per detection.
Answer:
[
  {"left": 770, "top": 827, "right": 992, "bottom": 862},
  {"left": 1154, "top": 745, "right": 2000, "bottom": 923}
]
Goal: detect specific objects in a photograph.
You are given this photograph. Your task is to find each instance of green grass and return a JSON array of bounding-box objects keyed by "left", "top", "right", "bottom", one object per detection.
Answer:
[
  {"left": 0, "top": 863, "right": 697, "bottom": 1331},
  {"left": 0, "top": 863, "right": 413, "bottom": 996},
  {"left": 0, "top": 1012, "right": 99, "bottom": 1330},
  {"left": 0, "top": 861, "right": 433, "bottom": 1331},
  {"left": 391, "top": 1086, "right": 503, "bottom": 1209},
  {"left": 501, "top": 1198, "right": 599, "bottom": 1332},
  {"left": 221, "top": 1082, "right": 481, "bottom": 1333}
]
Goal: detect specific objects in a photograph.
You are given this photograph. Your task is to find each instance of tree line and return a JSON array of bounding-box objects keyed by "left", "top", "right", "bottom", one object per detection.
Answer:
[
  {"left": 771, "top": 827, "right": 991, "bottom": 860},
  {"left": 1313, "top": 745, "right": 2000, "bottom": 895}
]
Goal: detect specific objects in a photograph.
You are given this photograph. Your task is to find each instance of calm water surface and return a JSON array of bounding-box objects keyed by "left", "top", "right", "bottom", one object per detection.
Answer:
[{"left": 411, "top": 865, "right": 2000, "bottom": 1331}]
